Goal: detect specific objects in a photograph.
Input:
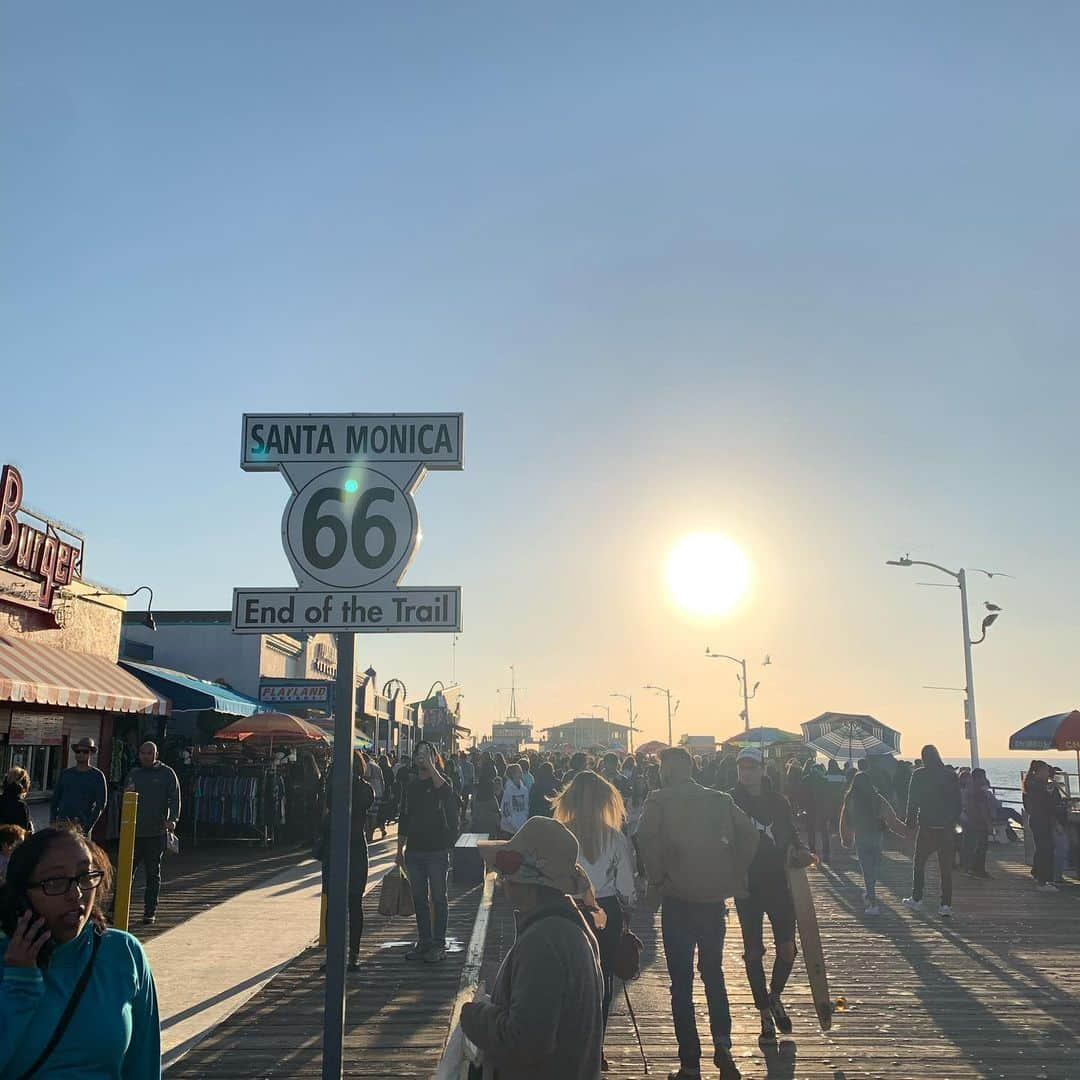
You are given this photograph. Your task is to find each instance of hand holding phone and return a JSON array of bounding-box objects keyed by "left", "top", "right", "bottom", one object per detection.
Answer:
[{"left": 4, "top": 909, "right": 51, "bottom": 968}]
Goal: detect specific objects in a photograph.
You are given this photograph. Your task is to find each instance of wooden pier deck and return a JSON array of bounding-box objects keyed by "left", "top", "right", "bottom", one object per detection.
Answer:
[
  {"left": 166, "top": 840, "right": 1077, "bottom": 1078},
  {"left": 595, "top": 844, "right": 1080, "bottom": 1079}
]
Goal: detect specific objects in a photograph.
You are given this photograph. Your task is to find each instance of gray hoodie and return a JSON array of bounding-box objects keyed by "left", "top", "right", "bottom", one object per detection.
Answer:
[{"left": 461, "top": 897, "right": 603, "bottom": 1080}]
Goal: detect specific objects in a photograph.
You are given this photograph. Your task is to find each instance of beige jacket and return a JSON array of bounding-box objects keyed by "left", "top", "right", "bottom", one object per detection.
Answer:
[{"left": 635, "top": 779, "right": 760, "bottom": 902}]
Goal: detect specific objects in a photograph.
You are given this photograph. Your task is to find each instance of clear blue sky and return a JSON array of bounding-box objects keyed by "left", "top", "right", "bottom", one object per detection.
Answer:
[{"left": 4, "top": 5, "right": 1078, "bottom": 755}]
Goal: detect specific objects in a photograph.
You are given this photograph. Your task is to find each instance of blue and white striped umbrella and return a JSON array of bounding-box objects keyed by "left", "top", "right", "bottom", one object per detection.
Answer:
[{"left": 805, "top": 724, "right": 892, "bottom": 762}]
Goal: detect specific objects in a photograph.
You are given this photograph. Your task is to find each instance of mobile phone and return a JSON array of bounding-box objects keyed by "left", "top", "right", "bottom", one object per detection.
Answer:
[{"left": 7, "top": 898, "right": 54, "bottom": 966}]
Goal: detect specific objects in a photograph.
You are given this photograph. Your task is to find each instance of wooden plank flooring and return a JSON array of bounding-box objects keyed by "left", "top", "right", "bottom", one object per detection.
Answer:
[
  {"left": 166, "top": 874, "right": 485, "bottom": 1077},
  {"left": 597, "top": 844, "right": 1080, "bottom": 1078},
  {"left": 167, "top": 840, "right": 1078, "bottom": 1078}
]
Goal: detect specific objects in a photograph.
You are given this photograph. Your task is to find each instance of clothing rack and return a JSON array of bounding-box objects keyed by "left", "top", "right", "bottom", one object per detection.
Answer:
[{"left": 190, "top": 760, "right": 286, "bottom": 847}]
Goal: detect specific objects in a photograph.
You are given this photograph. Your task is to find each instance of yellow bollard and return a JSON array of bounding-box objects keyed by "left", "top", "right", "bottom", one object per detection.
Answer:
[
  {"left": 319, "top": 892, "right": 328, "bottom": 947},
  {"left": 113, "top": 791, "right": 139, "bottom": 932}
]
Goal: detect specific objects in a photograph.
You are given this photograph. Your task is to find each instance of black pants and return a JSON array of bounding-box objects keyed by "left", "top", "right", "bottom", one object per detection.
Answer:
[
  {"left": 322, "top": 845, "right": 369, "bottom": 958},
  {"left": 912, "top": 826, "right": 955, "bottom": 905},
  {"left": 735, "top": 883, "right": 797, "bottom": 1011},
  {"left": 962, "top": 826, "right": 989, "bottom": 874},
  {"left": 1031, "top": 819, "right": 1054, "bottom": 885},
  {"left": 594, "top": 896, "right": 624, "bottom": 1032},
  {"left": 132, "top": 834, "right": 165, "bottom": 918}
]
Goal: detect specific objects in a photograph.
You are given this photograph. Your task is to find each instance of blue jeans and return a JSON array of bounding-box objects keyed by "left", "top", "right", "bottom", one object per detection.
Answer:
[
  {"left": 661, "top": 897, "right": 731, "bottom": 1070},
  {"left": 855, "top": 831, "right": 884, "bottom": 903},
  {"left": 405, "top": 849, "right": 450, "bottom": 948}
]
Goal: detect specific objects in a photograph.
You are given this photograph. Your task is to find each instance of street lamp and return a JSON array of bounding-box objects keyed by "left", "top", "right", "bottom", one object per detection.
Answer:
[
  {"left": 705, "top": 648, "right": 771, "bottom": 732},
  {"left": 643, "top": 684, "right": 674, "bottom": 746},
  {"left": 81, "top": 584, "right": 156, "bottom": 630},
  {"left": 886, "top": 554, "right": 1007, "bottom": 769},
  {"left": 610, "top": 692, "right": 637, "bottom": 752}
]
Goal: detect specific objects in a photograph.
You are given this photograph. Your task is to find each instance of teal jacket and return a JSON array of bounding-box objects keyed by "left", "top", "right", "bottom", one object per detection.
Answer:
[{"left": 0, "top": 921, "right": 161, "bottom": 1078}]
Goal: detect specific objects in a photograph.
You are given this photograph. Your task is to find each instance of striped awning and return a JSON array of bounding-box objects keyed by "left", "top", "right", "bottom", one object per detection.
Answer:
[{"left": 0, "top": 634, "right": 167, "bottom": 715}]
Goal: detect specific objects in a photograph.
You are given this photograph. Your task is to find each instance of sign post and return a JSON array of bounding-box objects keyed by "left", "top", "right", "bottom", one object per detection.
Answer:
[{"left": 234, "top": 412, "right": 463, "bottom": 1080}]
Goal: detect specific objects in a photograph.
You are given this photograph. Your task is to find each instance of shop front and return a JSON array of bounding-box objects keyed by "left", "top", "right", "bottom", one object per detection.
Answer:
[{"left": 0, "top": 463, "right": 167, "bottom": 831}]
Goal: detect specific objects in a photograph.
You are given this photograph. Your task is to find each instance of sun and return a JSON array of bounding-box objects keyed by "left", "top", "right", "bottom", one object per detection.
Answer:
[{"left": 665, "top": 532, "right": 751, "bottom": 617}]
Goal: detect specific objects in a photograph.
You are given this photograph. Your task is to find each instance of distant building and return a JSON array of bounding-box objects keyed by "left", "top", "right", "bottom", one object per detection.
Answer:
[
  {"left": 542, "top": 716, "right": 629, "bottom": 753},
  {"left": 487, "top": 720, "right": 532, "bottom": 755},
  {"left": 681, "top": 735, "right": 718, "bottom": 754}
]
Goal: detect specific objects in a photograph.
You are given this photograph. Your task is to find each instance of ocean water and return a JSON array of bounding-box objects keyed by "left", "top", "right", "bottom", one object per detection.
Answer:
[{"left": 945, "top": 755, "right": 1077, "bottom": 805}]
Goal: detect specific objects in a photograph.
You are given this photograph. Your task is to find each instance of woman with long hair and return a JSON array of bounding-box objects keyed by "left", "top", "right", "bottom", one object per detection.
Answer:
[
  {"left": 551, "top": 770, "right": 636, "bottom": 1065},
  {"left": 317, "top": 752, "right": 375, "bottom": 971},
  {"left": 0, "top": 766, "right": 34, "bottom": 834},
  {"left": 1023, "top": 760, "right": 1057, "bottom": 890},
  {"left": 840, "top": 772, "right": 910, "bottom": 914},
  {"left": 0, "top": 822, "right": 161, "bottom": 1075}
]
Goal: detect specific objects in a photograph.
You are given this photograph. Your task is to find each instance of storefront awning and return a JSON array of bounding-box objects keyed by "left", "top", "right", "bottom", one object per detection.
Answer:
[
  {"left": 0, "top": 634, "right": 167, "bottom": 715},
  {"left": 120, "top": 661, "right": 264, "bottom": 717}
]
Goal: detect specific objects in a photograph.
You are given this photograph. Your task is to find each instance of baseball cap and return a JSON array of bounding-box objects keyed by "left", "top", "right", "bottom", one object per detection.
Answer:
[
  {"left": 74, "top": 738, "right": 97, "bottom": 752},
  {"left": 736, "top": 747, "right": 763, "bottom": 764}
]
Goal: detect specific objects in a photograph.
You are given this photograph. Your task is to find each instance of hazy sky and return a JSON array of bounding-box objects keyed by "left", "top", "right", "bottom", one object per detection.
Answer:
[{"left": 4, "top": 5, "right": 1078, "bottom": 756}]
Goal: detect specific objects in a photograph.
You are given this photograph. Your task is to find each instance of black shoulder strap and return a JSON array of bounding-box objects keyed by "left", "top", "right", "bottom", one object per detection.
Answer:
[{"left": 18, "top": 929, "right": 101, "bottom": 1080}]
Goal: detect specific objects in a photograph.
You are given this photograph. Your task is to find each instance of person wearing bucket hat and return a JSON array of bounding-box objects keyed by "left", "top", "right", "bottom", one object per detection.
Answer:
[
  {"left": 636, "top": 747, "right": 760, "bottom": 1080},
  {"left": 50, "top": 738, "right": 108, "bottom": 837},
  {"left": 461, "top": 816, "right": 604, "bottom": 1079}
]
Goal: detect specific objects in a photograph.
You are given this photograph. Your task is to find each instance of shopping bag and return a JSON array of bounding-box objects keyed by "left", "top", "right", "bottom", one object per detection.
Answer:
[
  {"left": 434, "top": 1022, "right": 466, "bottom": 1080},
  {"left": 378, "top": 864, "right": 416, "bottom": 917},
  {"left": 164, "top": 831, "right": 180, "bottom": 856}
]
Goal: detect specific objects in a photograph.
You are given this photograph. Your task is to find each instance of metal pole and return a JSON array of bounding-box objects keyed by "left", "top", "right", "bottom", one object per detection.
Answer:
[
  {"left": 323, "top": 632, "right": 356, "bottom": 1080},
  {"left": 958, "top": 570, "right": 981, "bottom": 770},
  {"left": 666, "top": 690, "right": 673, "bottom": 747},
  {"left": 628, "top": 694, "right": 634, "bottom": 753},
  {"left": 741, "top": 658, "right": 750, "bottom": 732}
]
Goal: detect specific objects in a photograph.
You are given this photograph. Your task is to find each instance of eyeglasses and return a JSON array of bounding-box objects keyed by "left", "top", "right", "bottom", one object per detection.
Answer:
[{"left": 27, "top": 870, "right": 105, "bottom": 896}]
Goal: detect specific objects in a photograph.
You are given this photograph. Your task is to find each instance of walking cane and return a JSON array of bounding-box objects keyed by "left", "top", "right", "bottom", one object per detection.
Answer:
[{"left": 622, "top": 981, "right": 649, "bottom": 1073}]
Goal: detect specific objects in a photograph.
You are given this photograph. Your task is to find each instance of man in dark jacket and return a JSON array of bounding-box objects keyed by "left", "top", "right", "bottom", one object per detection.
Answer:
[
  {"left": 730, "top": 747, "right": 810, "bottom": 1041},
  {"left": 124, "top": 741, "right": 181, "bottom": 925},
  {"left": 901, "top": 744, "right": 962, "bottom": 916}
]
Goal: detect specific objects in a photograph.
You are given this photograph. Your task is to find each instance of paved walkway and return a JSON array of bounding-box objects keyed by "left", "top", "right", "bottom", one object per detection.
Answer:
[{"left": 151, "top": 833, "right": 398, "bottom": 1069}]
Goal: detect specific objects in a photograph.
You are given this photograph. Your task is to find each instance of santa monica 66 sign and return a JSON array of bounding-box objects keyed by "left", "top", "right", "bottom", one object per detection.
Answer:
[{"left": 232, "top": 413, "right": 462, "bottom": 634}]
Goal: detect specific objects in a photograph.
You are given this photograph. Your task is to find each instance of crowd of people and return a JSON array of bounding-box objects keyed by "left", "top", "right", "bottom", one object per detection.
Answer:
[{"left": 435, "top": 741, "right": 1075, "bottom": 1080}]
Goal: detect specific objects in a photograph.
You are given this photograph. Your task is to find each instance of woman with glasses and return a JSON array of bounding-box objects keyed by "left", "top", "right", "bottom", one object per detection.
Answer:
[{"left": 0, "top": 821, "right": 162, "bottom": 1076}]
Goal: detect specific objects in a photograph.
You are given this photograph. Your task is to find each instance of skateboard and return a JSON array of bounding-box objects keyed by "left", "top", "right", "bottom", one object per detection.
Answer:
[{"left": 787, "top": 864, "right": 833, "bottom": 1031}]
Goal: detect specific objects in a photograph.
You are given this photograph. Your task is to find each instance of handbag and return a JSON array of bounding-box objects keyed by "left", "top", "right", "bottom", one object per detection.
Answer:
[
  {"left": 164, "top": 830, "right": 180, "bottom": 856},
  {"left": 377, "top": 864, "right": 416, "bottom": 918},
  {"left": 18, "top": 929, "right": 101, "bottom": 1080},
  {"left": 610, "top": 918, "right": 644, "bottom": 982}
]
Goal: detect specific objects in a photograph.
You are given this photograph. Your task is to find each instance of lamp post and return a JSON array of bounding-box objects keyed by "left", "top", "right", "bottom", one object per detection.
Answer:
[
  {"left": 886, "top": 555, "right": 1007, "bottom": 770},
  {"left": 81, "top": 584, "right": 156, "bottom": 630},
  {"left": 643, "top": 684, "right": 674, "bottom": 747},
  {"left": 705, "top": 648, "right": 770, "bottom": 732},
  {"left": 610, "top": 692, "right": 636, "bottom": 752}
]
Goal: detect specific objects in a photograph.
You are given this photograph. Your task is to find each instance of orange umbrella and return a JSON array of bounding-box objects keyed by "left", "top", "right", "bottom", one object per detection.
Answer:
[{"left": 214, "top": 712, "right": 327, "bottom": 742}]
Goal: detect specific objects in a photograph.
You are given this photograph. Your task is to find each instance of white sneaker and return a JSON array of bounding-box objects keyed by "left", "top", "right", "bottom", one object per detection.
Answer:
[
  {"left": 1036, "top": 882, "right": 1059, "bottom": 892},
  {"left": 901, "top": 897, "right": 923, "bottom": 911},
  {"left": 865, "top": 904, "right": 881, "bottom": 916},
  {"left": 938, "top": 904, "right": 952, "bottom": 917}
]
